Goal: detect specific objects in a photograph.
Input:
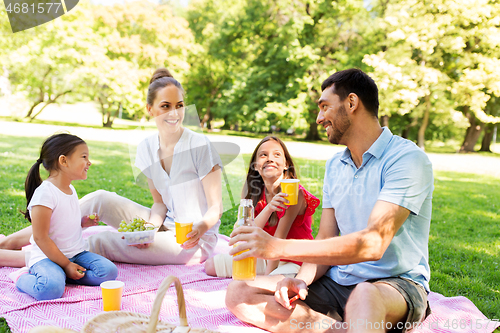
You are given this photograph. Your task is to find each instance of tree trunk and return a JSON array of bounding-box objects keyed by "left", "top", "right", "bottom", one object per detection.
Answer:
[
  {"left": 305, "top": 120, "right": 320, "bottom": 140},
  {"left": 380, "top": 115, "right": 389, "bottom": 128},
  {"left": 102, "top": 103, "right": 120, "bottom": 128},
  {"left": 25, "top": 100, "right": 43, "bottom": 120},
  {"left": 459, "top": 108, "right": 484, "bottom": 152},
  {"left": 401, "top": 127, "right": 409, "bottom": 139},
  {"left": 25, "top": 68, "right": 52, "bottom": 119},
  {"left": 417, "top": 94, "right": 431, "bottom": 149},
  {"left": 479, "top": 123, "right": 494, "bottom": 152},
  {"left": 305, "top": 108, "right": 320, "bottom": 141},
  {"left": 200, "top": 104, "right": 211, "bottom": 130},
  {"left": 29, "top": 90, "right": 72, "bottom": 121},
  {"left": 103, "top": 112, "right": 113, "bottom": 127},
  {"left": 221, "top": 115, "right": 231, "bottom": 130}
]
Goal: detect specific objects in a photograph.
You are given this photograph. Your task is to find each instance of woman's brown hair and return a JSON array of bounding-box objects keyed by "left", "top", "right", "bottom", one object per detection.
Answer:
[{"left": 147, "top": 68, "right": 185, "bottom": 106}]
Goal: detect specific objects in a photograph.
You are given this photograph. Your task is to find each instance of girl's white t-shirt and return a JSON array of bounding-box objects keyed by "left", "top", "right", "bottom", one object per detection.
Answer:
[
  {"left": 134, "top": 128, "right": 223, "bottom": 235},
  {"left": 27, "top": 181, "right": 87, "bottom": 267}
]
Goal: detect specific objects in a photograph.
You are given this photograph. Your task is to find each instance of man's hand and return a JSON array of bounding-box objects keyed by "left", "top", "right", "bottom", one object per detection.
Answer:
[
  {"left": 275, "top": 277, "right": 308, "bottom": 310},
  {"left": 228, "top": 226, "right": 281, "bottom": 260}
]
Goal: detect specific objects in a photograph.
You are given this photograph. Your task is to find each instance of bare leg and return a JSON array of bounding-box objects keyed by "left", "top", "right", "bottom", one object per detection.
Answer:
[
  {"left": 80, "top": 190, "right": 217, "bottom": 265},
  {"left": 204, "top": 257, "right": 216, "bottom": 276},
  {"left": 79, "top": 190, "right": 151, "bottom": 229},
  {"left": 0, "top": 226, "right": 32, "bottom": 250},
  {"left": 0, "top": 249, "right": 26, "bottom": 267},
  {"left": 226, "top": 275, "right": 342, "bottom": 333},
  {"left": 343, "top": 282, "right": 407, "bottom": 333}
]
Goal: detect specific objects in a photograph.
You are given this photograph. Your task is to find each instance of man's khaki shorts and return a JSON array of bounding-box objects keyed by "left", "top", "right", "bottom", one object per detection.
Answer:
[{"left": 303, "top": 276, "right": 431, "bottom": 332}]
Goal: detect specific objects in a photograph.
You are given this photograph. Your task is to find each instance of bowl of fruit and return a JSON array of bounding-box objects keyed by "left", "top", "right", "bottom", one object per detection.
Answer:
[{"left": 118, "top": 217, "right": 157, "bottom": 245}]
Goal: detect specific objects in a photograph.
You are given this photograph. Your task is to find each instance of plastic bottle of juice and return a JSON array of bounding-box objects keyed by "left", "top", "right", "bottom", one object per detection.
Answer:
[{"left": 232, "top": 199, "right": 257, "bottom": 281}]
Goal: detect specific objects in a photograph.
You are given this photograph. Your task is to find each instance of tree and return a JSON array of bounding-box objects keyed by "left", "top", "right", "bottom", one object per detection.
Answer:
[
  {"left": 363, "top": 0, "right": 500, "bottom": 151},
  {"left": 479, "top": 97, "right": 500, "bottom": 152},
  {"left": 87, "top": 2, "right": 194, "bottom": 126},
  {"left": 184, "top": 0, "right": 238, "bottom": 130},
  {"left": 5, "top": 7, "right": 92, "bottom": 121},
  {"left": 186, "top": 0, "right": 372, "bottom": 139},
  {"left": 79, "top": 57, "right": 144, "bottom": 127}
]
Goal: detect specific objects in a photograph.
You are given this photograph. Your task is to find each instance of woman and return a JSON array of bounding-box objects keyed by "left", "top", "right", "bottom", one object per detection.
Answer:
[{"left": 1, "top": 68, "right": 223, "bottom": 267}]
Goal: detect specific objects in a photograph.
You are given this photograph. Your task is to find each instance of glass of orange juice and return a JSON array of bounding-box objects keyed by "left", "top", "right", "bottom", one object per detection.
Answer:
[
  {"left": 100, "top": 280, "right": 124, "bottom": 311},
  {"left": 280, "top": 179, "right": 300, "bottom": 205},
  {"left": 175, "top": 218, "right": 193, "bottom": 244}
]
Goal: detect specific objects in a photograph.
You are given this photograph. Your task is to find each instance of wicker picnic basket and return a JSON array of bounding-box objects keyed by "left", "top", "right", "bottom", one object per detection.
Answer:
[{"left": 81, "top": 275, "right": 219, "bottom": 333}]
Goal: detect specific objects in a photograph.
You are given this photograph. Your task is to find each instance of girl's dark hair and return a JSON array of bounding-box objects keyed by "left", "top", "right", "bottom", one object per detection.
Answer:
[
  {"left": 147, "top": 68, "right": 185, "bottom": 106},
  {"left": 23, "top": 133, "right": 86, "bottom": 222},
  {"left": 244, "top": 136, "right": 298, "bottom": 227}
]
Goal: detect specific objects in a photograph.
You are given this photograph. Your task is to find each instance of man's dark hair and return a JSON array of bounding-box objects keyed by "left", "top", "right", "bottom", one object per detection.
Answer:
[{"left": 321, "top": 68, "right": 379, "bottom": 118}]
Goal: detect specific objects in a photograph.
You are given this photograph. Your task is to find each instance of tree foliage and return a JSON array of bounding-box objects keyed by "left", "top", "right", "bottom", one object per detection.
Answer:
[
  {"left": 364, "top": 0, "right": 500, "bottom": 150},
  {"left": 2, "top": 1, "right": 193, "bottom": 127},
  {"left": 1, "top": 0, "right": 499, "bottom": 148}
]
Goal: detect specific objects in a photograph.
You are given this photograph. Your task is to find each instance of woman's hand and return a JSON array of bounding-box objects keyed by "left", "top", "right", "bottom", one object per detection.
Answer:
[
  {"left": 63, "top": 262, "right": 86, "bottom": 280},
  {"left": 181, "top": 222, "right": 209, "bottom": 249},
  {"left": 81, "top": 214, "right": 99, "bottom": 228},
  {"left": 267, "top": 192, "right": 289, "bottom": 213}
]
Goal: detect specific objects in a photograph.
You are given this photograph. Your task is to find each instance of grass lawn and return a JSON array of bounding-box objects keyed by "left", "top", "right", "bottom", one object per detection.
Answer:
[{"left": 1, "top": 134, "right": 499, "bottom": 331}]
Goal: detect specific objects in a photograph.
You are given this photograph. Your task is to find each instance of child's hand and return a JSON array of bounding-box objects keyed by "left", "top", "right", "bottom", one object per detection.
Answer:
[
  {"left": 182, "top": 223, "right": 207, "bottom": 249},
  {"left": 81, "top": 213, "right": 99, "bottom": 228},
  {"left": 64, "top": 262, "right": 86, "bottom": 280},
  {"left": 267, "top": 193, "right": 289, "bottom": 212}
]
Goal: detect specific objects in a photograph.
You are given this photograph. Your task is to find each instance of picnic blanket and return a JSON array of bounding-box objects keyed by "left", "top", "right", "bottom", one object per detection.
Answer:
[{"left": 1, "top": 226, "right": 498, "bottom": 333}]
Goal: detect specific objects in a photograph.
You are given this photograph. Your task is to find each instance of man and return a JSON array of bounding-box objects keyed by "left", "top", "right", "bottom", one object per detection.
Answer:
[{"left": 225, "top": 68, "right": 433, "bottom": 333}]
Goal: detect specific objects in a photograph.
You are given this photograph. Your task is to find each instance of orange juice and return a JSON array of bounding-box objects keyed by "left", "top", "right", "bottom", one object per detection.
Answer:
[
  {"left": 280, "top": 179, "right": 300, "bottom": 205},
  {"left": 175, "top": 221, "right": 193, "bottom": 244},
  {"left": 232, "top": 199, "right": 256, "bottom": 280},
  {"left": 232, "top": 248, "right": 256, "bottom": 280},
  {"left": 100, "top": 280, "right": 124, "bottom": 311}
]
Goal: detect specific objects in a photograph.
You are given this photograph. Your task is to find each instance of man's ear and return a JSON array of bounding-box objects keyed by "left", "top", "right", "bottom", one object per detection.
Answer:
[{"left": 347, "top": 93, "right": 359, "bottom": 112}]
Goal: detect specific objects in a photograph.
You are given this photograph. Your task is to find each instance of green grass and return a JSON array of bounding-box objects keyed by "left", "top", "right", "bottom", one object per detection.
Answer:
[
  {"left": 425, "top": 138, "right": 500, "bottom": 157},
  {"left": 430, "top": 171, "right": 500, "bottom": 319},
  {"left": 1, "top": 134, "right": 499, "bottom": 331},
  {"left": 0, "top": 115, "right": 158, "bottom": 131},
  {"left": 0, "top": 318, "right": 10, "bottom": 333}
]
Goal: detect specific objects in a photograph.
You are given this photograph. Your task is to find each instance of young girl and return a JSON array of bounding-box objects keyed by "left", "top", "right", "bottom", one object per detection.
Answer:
[
  {"left": 205, "top": 136, "right": 320, "bottom": 277},
  {"left": 12, "top": 134, "right": 118, "bottom": 300}
]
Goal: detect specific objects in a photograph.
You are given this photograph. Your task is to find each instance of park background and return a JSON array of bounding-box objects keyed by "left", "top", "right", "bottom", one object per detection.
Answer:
[{"left": 0, "top": 0, "right": 499, "bottom": 331}]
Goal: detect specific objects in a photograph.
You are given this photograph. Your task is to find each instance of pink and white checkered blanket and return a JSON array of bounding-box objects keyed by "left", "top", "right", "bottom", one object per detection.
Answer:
[{"left": 0, "top": 226, "right": 498, "bottom": 333}]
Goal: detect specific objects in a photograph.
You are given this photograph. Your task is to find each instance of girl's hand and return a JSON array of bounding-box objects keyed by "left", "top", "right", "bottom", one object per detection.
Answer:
[
  {"left": 267, "top": 193, "right": 289, "bottom": 213},
  {"left": 63, "top": 262, "right": 86, "bottom": 280},
  {"left": 181, "top": 223, "right": 208, "bottom": 249},
  {"left": 81, "top": 214, "right": 99, "bottom": 228}
]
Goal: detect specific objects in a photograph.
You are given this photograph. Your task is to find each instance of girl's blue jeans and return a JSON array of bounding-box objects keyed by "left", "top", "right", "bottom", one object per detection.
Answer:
[{"left": 16, "top": 251, "right": 118, "bottom": 301}]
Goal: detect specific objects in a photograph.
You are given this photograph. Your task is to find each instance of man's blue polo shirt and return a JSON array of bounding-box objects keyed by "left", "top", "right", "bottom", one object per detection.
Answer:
[{"left": 323, "top": 127, "right": 433, "bottom": 291}]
